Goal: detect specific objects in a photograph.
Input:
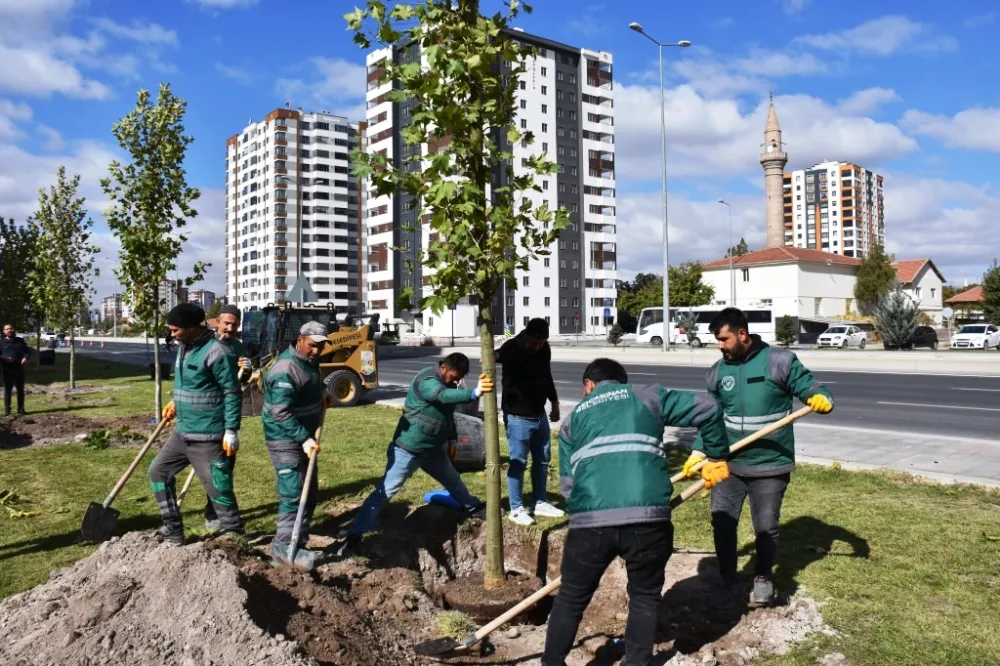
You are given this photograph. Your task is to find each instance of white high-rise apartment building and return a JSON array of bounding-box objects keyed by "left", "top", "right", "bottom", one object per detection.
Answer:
[
  {"left": 225, "top": 108, "right": 365, "bottom": 312},
  {"left": 363, "top": 29, "right": 617, "bottom": 336},
  {"left": 783, "top": 161, "right": 885, "bottom": 259}
]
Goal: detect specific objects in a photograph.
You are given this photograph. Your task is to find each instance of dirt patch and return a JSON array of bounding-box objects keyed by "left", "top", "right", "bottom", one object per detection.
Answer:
[
  {"left": 0, "top": 413, "right": 153, "bottom": 449},
  {"left": 0, "top": 503, "right": 838, "bottom": 666},
  {"left": 440, "top": 571, "right": 543, "bottom": 623}
]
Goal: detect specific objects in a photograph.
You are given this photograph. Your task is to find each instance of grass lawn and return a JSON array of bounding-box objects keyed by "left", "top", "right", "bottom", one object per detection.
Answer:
[{"left": 2, "top": 355, "right": 1000, "bottom": 665}]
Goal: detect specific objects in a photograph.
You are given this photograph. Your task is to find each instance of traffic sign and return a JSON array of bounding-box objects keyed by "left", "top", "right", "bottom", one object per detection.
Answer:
[{"left": 603, "top": 307, "right": 611, "bottom": 318}]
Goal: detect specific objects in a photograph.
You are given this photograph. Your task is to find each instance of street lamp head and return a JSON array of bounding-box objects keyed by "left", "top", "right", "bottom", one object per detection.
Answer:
[
  {"left": 628, "top": 22, "right": 644, "bottom": 33},
  {"left": 677, "top": 40, "right": 692, "bottom": 47},
  {"left": 718, "top": 199, "right": 729, "bottom": 205}
]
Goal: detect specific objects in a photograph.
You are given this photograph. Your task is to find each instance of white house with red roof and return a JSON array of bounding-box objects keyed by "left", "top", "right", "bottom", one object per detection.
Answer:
[{"left": 700, "top": 248, "right": 947, "bottom": 336}]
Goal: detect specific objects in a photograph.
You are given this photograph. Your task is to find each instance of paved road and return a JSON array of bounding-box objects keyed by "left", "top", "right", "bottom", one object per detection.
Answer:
[
  {"left": 72, "top": 340, "right": 177, "bottom": 366},
  {"left": 74, "top": 343, "right": 1000, "bottom": 484},
  {"left": 375, "top": 355, "right": 1000, "bottom": 441}
]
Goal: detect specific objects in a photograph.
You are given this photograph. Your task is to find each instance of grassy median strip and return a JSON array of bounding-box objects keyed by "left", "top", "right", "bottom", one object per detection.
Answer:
[{"left": 1, "top": 356, "right": 999, "bottom": 665}]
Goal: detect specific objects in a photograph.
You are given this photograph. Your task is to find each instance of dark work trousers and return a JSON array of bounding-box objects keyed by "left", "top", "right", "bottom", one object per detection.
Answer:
[
  {"left": 201, "top": 452, "right": 235, "bottom": 525},
  {"left": 542, "top": 522, "right": 673, "bottom": 666},
  {"left": 710, "top": 473, "right": 790, "bottom": 584},
  {"left": 267, "top": 442, "right": 319, "bottom": 547},
  {"left": 148, "top": 432, "right": 243, "bottom": 535},
  {"left": 2, "top": 365, "right": 25, "bottom": 413}
]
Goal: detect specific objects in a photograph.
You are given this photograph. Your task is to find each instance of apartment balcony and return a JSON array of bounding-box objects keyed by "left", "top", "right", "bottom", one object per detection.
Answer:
[
  {"left": 275, "top": 269, "right": 288, "bottom": 277},
  {"left": 275, "top": 224, "right": 288, "bottom": 232}
]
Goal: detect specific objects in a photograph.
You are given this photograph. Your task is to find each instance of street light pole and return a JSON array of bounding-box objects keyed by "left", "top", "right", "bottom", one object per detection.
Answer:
[
  {"left": 630, "top": 23, "right": 690, "bottom": 352},
  {"left": 718, "top": 199, "right": 734, "bottom": 306}
]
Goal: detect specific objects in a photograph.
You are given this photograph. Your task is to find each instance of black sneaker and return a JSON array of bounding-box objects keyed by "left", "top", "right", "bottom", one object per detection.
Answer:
[
  {"left": 751, "top": 576, "right": 776, "bottom": 606},
  {"left": 155, "top": 526, "right": 183, "bottom": 545}
]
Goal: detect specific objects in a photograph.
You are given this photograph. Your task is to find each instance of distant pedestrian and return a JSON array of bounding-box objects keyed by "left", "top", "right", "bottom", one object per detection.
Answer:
[
  {"left": 496, "top": 317, "right": 564, "bottom": 525},
  {"left": 0, "top": 324, "right": 31, "bottom": 415}
]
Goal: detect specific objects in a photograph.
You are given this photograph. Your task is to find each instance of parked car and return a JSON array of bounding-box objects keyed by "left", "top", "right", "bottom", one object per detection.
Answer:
[
  {"left": 817, "top": 325, "right": 868, "bottom": 349},
  {"left": 950, "top": 324, "right": 1000, "bottom": 350},
  {"left": 885, "top": 326, "right": 939, "bottom": 350}
]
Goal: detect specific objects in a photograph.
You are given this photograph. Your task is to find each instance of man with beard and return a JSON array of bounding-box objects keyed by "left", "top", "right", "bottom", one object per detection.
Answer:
[{"left": 682, "top": 307, "right": 833, "bottom": 608}]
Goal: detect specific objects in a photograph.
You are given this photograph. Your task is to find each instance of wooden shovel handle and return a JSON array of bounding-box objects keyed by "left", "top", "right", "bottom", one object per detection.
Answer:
[
  {"left": 670, "top": 405, "right": 814, "bottom": 484},
  {"left": 470, "top": 576, "right": 563, "bottom": 643},
  {"left": 670, "top": 405, "right": 814, "bottom": 505},
  {"left": 103, "top": 418, "right": 170, "bottom": 507}
]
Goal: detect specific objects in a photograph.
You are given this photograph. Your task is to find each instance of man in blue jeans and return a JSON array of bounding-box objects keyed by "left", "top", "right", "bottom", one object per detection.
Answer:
[
  {"left": 496, "top": 318, "right": 564, "bottom": 526},
  {"left": 339, "top": 353, "right": 493, "bottom": 554}
]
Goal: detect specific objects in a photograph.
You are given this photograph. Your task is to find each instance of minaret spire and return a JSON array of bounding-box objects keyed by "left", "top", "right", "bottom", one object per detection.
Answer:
[{"left": 760, "top": 94, "right": 789, "bottom": 248}]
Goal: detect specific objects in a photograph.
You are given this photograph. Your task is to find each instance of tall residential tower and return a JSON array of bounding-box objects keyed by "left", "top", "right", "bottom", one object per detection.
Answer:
[
  {"left": 225, "top": 109, "right": 365, "bottom": 312},
  {"left": 363, "top": 29, "right": 617, "bottom": 336}
]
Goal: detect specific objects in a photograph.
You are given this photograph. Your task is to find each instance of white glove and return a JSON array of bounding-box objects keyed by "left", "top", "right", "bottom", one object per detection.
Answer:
[
  {"left": 223, "top": 429, "right": 240, "bottom": 456},
  {"left": 302, "top": 437, "right": 320, "bottom": 457}
]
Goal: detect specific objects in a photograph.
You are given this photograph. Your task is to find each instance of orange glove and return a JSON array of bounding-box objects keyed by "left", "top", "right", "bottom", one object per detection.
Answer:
[
  {"left": 701, "top": 460, "right": 730, "bottom": 489},
  {"left": 447, "top": 441, "right": 458, "bottom": 461},
  {"left": 162, "top": 400, "right": 176, "bottom": 422},
  {"left": 323, "top": 393, "right": 334, "bottom": 408}
]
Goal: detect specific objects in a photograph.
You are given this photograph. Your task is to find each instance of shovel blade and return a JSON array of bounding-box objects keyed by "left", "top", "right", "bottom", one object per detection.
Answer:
[
  {"left": 413, "top": 637, "right": 463, "bottom": 657},
  {"left": 270, "top": 542, "right": 319, "bottom": 571},
  {"left": 80, "top": 502, "right": 119, "bottom": 542}
]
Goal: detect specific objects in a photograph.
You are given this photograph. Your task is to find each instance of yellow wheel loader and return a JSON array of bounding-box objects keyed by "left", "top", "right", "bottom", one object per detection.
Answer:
[{"left": 252, "top": 303, "right": 380, "bottom": 408}]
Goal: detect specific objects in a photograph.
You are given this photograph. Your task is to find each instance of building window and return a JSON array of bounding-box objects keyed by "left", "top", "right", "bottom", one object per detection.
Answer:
[
  {"left": 544, "top": 258, "right": 550, "bottom": 268},
  {"left": 541, "top": 67, "right": 547, "bottom": 76},
  {"left": 742, "top": 268, "right": 749, "bottom": 282},
  {"left": 523, "top": 296, "right": 530, "bottom": 306},
  {"left": 520, "top": 119, "right": 527, "bottom": 129},
  {"left": 541, "top": 104, "right": 548, "bottom": 114},
  {"left": 542, "top": 123, "right": 548, "bottom": 133},
  {"left": 560, "top": 297, "right": 567, "bottom": 307},
  {"left": 542, "top": 142, "right": 548, "bottom": 153},
  {"left": 543, "top": 180, "right": 549, "bottom": 190},
  {"left": 544, "top": 297, "right": 551, "bottom": 307},
  {"left": 523, "top": 275, "right": 529, "bottom": 287},
  {"left": 523, "top": 316, "right": 530, "bottom": 326},
  {"left": 544, "top": 277, "right": 550, "bottom": 287},
  {"left": 557, "top": 72, "right": 564, "bottom": 81},
  {"left": 520, "top": 80, "right": 526, "bottom": 90},
  {"left": 541, "top": 85, "right": 547, "bottom": 95},
  {"left": 572, "top": 297, "right": 580, "bottom": 307},
  {"left": 931, "top": 287, "right": 937, "bottom": 298},
  {"left": 520, "top": 100, "right": 527, "bottom": 109}
]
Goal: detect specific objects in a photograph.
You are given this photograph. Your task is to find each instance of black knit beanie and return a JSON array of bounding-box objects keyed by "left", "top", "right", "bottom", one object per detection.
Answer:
[
  {"left": 167, "top": 303, "right": 205, "bottom": 328},
  {"left": 219, "top": 304, "right": 241, "bottom": 320}
]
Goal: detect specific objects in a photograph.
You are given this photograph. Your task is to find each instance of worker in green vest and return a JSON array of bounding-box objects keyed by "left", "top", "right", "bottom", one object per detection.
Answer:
[
  {"left": 683, "top": 307, "right": 833, "bottom": 608},
  {"left": 340, "top": 353, "right": 492, "bottom": 555}
]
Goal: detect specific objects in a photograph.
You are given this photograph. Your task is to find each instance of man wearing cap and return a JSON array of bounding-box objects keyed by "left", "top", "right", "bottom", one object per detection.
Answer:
[
  {"left": 339, "top": 353, "right": 493, "bottom": 555},
  {"left": 149, "top": 303, "right": 244, "bottom": 544},
  {"left": 262, "top": 321, "right": 331, "bottom": 555}
]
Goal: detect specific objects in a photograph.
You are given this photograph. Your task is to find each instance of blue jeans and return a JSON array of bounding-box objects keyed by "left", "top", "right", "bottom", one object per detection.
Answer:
[
  {"left": 348, "top": 443, "right": 481, "bottom": 536},
  {"left": 504, "top": 413, "right": 551, "bottom": 511}
]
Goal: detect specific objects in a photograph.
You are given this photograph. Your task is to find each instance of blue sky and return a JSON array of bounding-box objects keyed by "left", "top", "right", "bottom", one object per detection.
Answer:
[{"left": 1, "top": 0, "right": 999, "bottom": 303}]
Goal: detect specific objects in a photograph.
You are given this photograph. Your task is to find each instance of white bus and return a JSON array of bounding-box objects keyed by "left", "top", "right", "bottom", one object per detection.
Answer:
[{"left": 635, "top": 306, "right": 776, "bottom": 347}]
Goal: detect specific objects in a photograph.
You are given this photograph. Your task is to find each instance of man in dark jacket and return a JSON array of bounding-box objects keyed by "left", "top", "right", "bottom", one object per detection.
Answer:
[
  {"left": 1, "top": 324, "right": 30, "bottom": 415},
  {"left": 683, "top": 307, "right": 833, "bottom": 607},
  {"left": 496, "top": 317, "right": 563, "bottom": 526},
  {"left": 543, "top": 358, "right": 729, "bottom": 666},
  {"left": 150, "top": 303, "right": 243, "bottom": 544},
  {"left": 341, "top": 353, "right": 492, "bottom": 554}
]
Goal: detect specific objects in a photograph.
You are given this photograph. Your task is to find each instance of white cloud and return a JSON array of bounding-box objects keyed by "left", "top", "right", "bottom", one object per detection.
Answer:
[
  {"left": 883, "top": 176, "right": 1000, "bottom": 283},
  {"left": 186, "top": 0, "right": 260, "bottom": 9},
  {"left": 91, "top": 18, "right": 178, "bottom": 46},
  {"left": 616, "top": 191, "right": 766, "bottom": 280},
  {"left": 795, "top": 15, "right": 957, "bottom": 56},
  {"left": 962, "top": 12, "right": 996, "bottom": 28},
  {"left": 275, "top": 57, "right": 367, "bottom": 115},
  {"left": 900, "top": 107, "right": 1000, "bottom": 152},
  {"left": 0, "top": 99, "right": 32, "bottom": 140},
  {"left": 0, "top": 44, "right": 112, "bottom": 99},
  {"left": 215, "top": 63, "right": 254, "bottom": 85},
  {"left": 672, "top": 47, "right": 829, "bottom": 97},
  {"left": 781, "top": 0, "right": 811, "bottom": 15},
  {"left": 712, "top": 17, "right": 734, "bottom": 29},
  {"left": 837, "top": 87, "right": 901, "bottom": 114},
  {"left": 614, "top": 84, "right": 918, "bottom": 180},
  {"left": 35, "top": 124, "right": 63, "bottom": 151}
]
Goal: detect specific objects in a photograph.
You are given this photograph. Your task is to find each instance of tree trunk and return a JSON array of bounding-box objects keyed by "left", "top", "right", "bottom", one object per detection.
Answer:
[
  {"left": 153, "top": 307, "right": 162, "bottom": 421},
  {"left": 69, "top": 329, "right": 76, "bottom": 389},
  {"left": 479, "top": 300, "right": 505, "bottom": 589}
]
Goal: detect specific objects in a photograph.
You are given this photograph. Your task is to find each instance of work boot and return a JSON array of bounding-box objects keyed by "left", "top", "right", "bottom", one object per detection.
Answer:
[
  {"left": 708, "top": 580, "right": 746, "bottom": 611},
  {"left": 751, "top": 576, "right": 776, "bottom": 606},
  {"left": 337, "top": 534, "right": 362, "bottom": 558},
  {"left": 204, "top": 518, "right": 223, "bottom": 534},
  {"left": 155, "top": 526, "right": 184, "bottom": 545}
]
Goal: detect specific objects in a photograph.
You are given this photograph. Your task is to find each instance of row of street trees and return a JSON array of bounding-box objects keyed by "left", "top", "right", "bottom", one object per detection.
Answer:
[{"left": 0, "top": 83, "right": 203, "bottom": 403}]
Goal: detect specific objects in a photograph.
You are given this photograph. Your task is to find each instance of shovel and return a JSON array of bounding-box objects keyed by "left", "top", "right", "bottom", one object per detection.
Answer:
[
  {"left": 670, "top": 405, "right": 815, "bottom": 485},
  {"left": 176, "top": 468, "right": 196, "bottom": 507},
  {"left": 413, "top": 405, "right": 816, "bottom": 658},
  {"left": 271, "top": 419, "right": 325, "bottom": 570},
  {"left": 81, "top": 417, "right": 171, "bottom": 542}
]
